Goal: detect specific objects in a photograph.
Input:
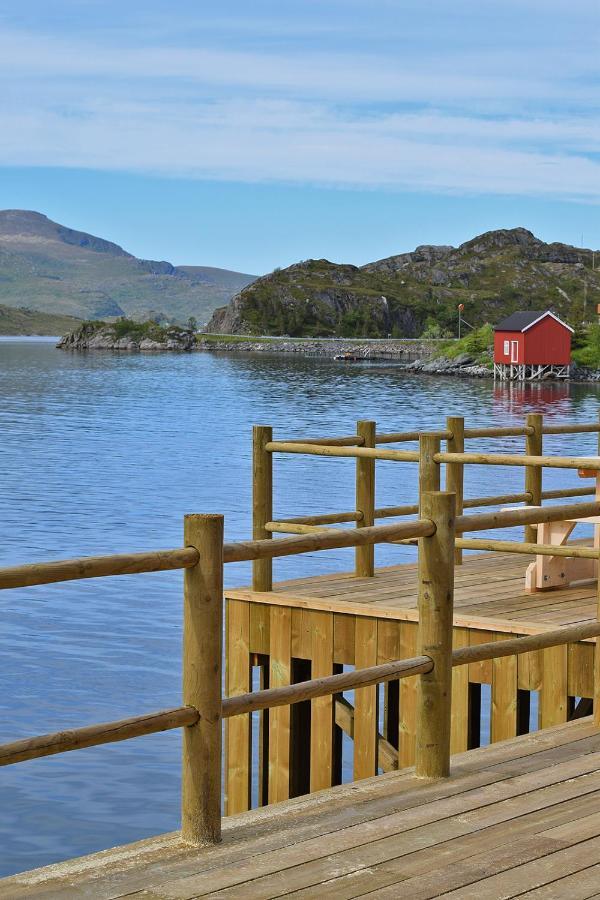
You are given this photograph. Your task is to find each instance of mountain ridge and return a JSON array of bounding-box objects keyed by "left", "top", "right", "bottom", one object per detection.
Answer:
[
  {"left": 0, "top": 210, "right": 257, "bottom": 324},
  {"left": 207, "top": 228, "right": 597, "bottom": 337}
]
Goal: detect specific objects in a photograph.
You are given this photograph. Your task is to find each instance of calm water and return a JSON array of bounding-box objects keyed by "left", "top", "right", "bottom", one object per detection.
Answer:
[{"left": 1, "top": 338, "right": 600, "bottom": 876}]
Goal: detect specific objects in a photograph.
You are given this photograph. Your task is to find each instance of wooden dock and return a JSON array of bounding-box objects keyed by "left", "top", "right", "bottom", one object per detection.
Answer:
[
  {"left": 224, "top": 550, "right": 599, "bottom": 814},
  {"left": 4, "top": 413, "right": 600, "bottom": 894},
  {"left": 3, "top": 718, "right": 600, "bottom": 898}
]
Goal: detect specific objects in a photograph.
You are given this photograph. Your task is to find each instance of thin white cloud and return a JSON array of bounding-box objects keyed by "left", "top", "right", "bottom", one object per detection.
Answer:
[{"left": 0, "top": 19, "right": 599, "bottom": 200}]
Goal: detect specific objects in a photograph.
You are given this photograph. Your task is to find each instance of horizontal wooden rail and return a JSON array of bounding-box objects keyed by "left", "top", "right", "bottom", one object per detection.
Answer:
[
  {"left": 222, "top": 655, "right": 433, "bottom": 717},
  {"left": 224, "top": 500, "right": 600, "bottom": 563},
  {"left": 455, "top": 500, "right": 600, "bottom": 533},
  {"left": 265, "top": 442, "right": 420, "bottom": 462},
  {"left": 456, "top": 538, "right": 600, "bottom": 559},
  {"left": 374, "top": 487, "right": 593, "bottom": 520},
  {"left": 273, "top": 488, "right": 594, "bottom": 534},
  {"left": 284, "top": 435, "right": 365, "bottom": 447},
  {"left": 452, "top": 620, "right": 600, "bottom": 667},
  {"left": 463, "top": 492, "right": 530, "bottom": 508},
  {"left": 0, "top": 548, "right": 199, "bottom": 591},
  {"left": 542, "top": 486, "right": 595, "bottom": 500},
  {"left": 269, "top": 510, "right": 362, "bottom": 526},
  {"left": 223, "top": 518, "right": 435, "bottom": 562},
  {"left": 0, "top": 706, "right": 198, "bottom": 766},
  {"left": 375, "top": 503, "right": 419, "bottom": 518},
  {"left": 436, "top": 451, "right": 600, "bottom": 470},
  {"left": 266, "top": 521, "right": 337, "bottom": 535},
  {"left": 462, "top": 425, "right": 532, "bottom": 438},
  {"left": 543, "top": 423, "right": 600, "bottom": 434},
  {"left": 375, "top": 430, "right": 451, "bottom": 444}
]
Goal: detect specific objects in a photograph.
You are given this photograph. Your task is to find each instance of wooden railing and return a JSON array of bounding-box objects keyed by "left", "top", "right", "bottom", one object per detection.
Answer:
[
  {"left": 2, "top": 479, "right": 600, "bottom": 846},
  {"left": 257, "top": 412, "right": 600, "bottom": 583}
]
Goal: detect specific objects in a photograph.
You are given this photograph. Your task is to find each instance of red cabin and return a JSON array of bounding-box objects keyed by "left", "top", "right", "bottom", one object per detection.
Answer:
[{"left": 494, "top": 311, "right": 572, "bottom": 380}]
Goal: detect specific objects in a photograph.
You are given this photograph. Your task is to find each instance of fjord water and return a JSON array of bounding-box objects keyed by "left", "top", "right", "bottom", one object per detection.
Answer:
[{"left": 1, "top": 338, "right": 600, "bottom": 876}]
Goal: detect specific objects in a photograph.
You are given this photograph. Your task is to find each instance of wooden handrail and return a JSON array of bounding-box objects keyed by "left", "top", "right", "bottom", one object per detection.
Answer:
[
  {"left": 267, "top": 487, "right": 594, "bottom": 533},
  {"left": 0, "top": 706, "right": 198, "bottom": 766},
  {"left": 3, "top": 500, "right": 599, "bottom": 592},
  {"left": 455, "top": 500, "right": 600, "bottom": 533},
  {"left": 222, "top": 655, "right": 433, "bottom": 717},
  {"left": 452, "top": 621, "right": 600, "bottom": 666},
  {"left": 284, "top": 435, "right": 365, "bottom": 447},
  {"left": 463, "top": 425, "right": 532, "bottom": 438},
  {"left": 277, "top": 422, "right": 600, "bottom": 447},
  {"left": 269, "top": 510, "right": 363, "bottom": 526},
  {"left": 265, "top": 441, "right": 419, "bottom": 462},
  {"left": 6, "top": 618, "right": 599, "bottom": 768},
  {"left": 223, "top": 518, "right": 435, "bottom": 562},
  {"left": 265, "top": 521, "right": 338, "bottom": 535},
  {"left": 543, "top": 423, "right": 600, "bottom": 434},
  {"left": 456, "top": 538, "right": 600, "bottom": 559},
  {"left": 437, "top": 451, "right": 600, "bottom": 470},
  {"left": 0, "top": 547, "right": 199, "bottom": 591},
  {"left": 376, "top": 430, "right": 451, "bottom": 443}
]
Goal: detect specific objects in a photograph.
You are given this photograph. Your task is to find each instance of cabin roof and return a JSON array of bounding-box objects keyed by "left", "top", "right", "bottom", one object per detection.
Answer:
[{"left": 494, "top": 310, "right": 573, "bottom": 334}]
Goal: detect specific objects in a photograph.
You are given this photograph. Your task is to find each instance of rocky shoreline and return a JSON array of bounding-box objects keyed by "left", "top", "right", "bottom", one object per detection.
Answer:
[{"left": 56, "top": 323, "right": 600, "bottom": 381}]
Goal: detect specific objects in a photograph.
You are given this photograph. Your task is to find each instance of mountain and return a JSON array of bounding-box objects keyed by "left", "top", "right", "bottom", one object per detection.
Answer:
[
  {"left": 0, "top": 210, "right": 256, "bottom": 324},
  {"left": 0, "top": 303, "right": 82, "bottom": 336},
  {"left": 207, "top": 228, "right": 598, "bottom": 337}
]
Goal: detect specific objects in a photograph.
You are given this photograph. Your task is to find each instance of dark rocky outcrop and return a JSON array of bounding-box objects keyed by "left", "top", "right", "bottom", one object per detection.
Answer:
[
  {"left": 207, "top": 228, "right": 599, "bottom": 338},
  {"left": 57, "top": 321, "right": 195, "bottom": 351}
]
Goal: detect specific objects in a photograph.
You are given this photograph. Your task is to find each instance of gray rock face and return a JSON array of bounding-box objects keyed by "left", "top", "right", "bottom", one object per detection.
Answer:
[{"left": 57, "top": 322, "right": 195, "bottom": 351}]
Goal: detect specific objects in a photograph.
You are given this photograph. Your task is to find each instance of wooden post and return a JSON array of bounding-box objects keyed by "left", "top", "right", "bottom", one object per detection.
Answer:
[
  {"left": 181, "top": 513, "right": 223, "bottom": 845},
  {"left": 253, "top": 425, "right": 273, "bottom": 591},
  {"left": 419, "top": 434, "right": 441, "bottom": 514},
  {"left": 446, "top": 416, "right": 464, "bottom": 565},
  {"left": 355, "top": 420, "right": 376, "bottom": 577},
  {"left": 415, "top": 491, "right": 456, "bottom": 779},
  {"left": 525, "top": 413, "right": 543, "bottom": 543}
]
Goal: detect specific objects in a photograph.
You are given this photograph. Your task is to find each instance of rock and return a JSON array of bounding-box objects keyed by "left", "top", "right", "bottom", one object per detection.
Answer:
[{"left": 57, "top": 321, "right": 195, "bottom": 351}]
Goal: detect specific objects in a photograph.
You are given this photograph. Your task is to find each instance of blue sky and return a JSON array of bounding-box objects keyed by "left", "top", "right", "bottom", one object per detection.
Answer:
[{"left": 1, "top": 1, "right": 599, "bottom": 273}]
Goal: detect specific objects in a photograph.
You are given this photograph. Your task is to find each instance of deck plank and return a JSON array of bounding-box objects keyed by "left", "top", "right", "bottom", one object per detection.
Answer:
[{"left": 3, "top": 721, "right": 600, "bottom": 899}]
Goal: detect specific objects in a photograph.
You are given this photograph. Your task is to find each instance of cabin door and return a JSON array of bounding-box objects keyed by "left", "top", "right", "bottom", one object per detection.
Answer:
[{"left": 510, "top": 340, "right": 519, "bottom": 363}]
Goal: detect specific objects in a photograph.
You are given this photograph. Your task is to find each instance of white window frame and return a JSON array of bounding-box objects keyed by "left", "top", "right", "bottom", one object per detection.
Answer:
[{"left": 503, "top": 340, "right": 510, "bottom": 356}]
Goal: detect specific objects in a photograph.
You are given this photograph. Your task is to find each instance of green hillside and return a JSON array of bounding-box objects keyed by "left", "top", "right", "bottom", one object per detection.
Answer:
[
  {"left": 207, "top": 228, "right": 598, "bottom": 337},
  {"left": 0, "top": 303, "right": 82, "bottom": 335},
  {"left": 0, "top": 210, "right": 256, "bottom": 325}
]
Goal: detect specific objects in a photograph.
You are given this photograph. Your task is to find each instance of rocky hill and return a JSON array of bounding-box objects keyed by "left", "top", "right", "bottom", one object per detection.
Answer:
[
  {"left": 0, "top": 303, "right": 82, "bottom": 336},
  {"left": 0, "top": 210, "right": 256, "bottom": 325},
  {"left": 207, "top": 228, "right": 598, "bottom": 337}
]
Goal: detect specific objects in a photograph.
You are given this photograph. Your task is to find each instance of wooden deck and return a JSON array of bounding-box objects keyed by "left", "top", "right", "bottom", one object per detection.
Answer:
[
  {"left": 227, "top": 550, "right": 599, "bottom": 635},
  {"left": 3, "top": 718, "right": 600, "bottom": 898}
]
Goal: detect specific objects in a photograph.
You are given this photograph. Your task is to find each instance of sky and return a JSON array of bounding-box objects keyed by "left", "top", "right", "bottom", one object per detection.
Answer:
[{"left": 1, "top": 0, "right": 599, "bottom": 273}]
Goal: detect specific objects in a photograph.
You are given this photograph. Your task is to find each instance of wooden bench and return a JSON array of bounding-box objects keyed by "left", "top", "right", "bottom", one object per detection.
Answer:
[{"left": 525, "top": 459, "right": 600, "bottom": 592}]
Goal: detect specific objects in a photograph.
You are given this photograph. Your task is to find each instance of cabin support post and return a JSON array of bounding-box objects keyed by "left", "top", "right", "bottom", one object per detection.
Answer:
[
  {"left": 415, "top": 490, "right": 456, "bottom": 778},
  {"left": 419, "top": 434, "right": 441, "bottom": 514},
  {"left": 253, "top": 425, "right": 273, "bottom": 591},
  {"left": 525, "top": 413, "right": 543, "bottom": 543},
  {"left": 181, "top": 513, "right": 224, "bottom": 845},
  {"left": 355, "top": 420, "right": 376, "bottom": 577},
  {"left": 446, "top": 416, "right": 464, "bottom": 565}
]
